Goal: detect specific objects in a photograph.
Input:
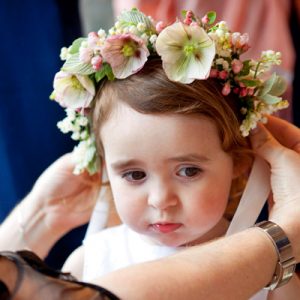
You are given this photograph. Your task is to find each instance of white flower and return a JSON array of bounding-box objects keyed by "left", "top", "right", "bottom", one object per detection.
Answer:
[
  {"left": 52, "top": 71, "right": 95, "bottom": 109},
  {"left": 98, "top": 29, "right": 106, "bottom": 38},
  {"left": 156, "top": 22, "right": 215, "bottom": 83},
  {"left": 71, "top": 132, "right": 80, "bottom": 140},
  {"left": 137, "top": 22, "right": 146, "bottom": 32},
  {"left": 149, "top": 34, "right": 157, "bottom": 44},
  {"left": 60, "top": 47, "right": 69, "bottom": 60}
]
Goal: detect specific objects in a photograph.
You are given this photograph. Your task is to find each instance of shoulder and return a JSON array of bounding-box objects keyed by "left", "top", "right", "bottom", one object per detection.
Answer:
[
  {"left": 62, "top": 245, "right": 85, "bottom": 280},
  {"left": 61, "top": 225, "right": 128, "bottom": 281}
]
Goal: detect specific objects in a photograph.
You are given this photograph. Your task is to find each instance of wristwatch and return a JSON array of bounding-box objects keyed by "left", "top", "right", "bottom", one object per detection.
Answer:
[{"left": 255, "top": 221, "right": 296, "bottom": 290}]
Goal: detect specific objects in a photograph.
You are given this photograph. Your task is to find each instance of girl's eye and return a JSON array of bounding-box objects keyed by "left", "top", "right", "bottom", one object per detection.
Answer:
[
  {"left": 177, "top": 167, "right": 202, "bottom": 178},
  {"left": 122, "top": 170, "right": 146, "bottom": 182}
]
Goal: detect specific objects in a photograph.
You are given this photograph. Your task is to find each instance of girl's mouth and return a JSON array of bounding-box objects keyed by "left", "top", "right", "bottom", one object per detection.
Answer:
[{"left": 151, "top": 223, "right": 182, "bottom": 234}]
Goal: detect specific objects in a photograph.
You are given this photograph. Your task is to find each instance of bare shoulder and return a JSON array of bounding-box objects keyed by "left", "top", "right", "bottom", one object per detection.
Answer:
[{"left": 62, "top": 245, "right": 85, "bottom": 280}]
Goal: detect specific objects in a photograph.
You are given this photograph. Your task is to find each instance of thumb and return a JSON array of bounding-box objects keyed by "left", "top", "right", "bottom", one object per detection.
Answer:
[{"left": 250, "top": 123, "right": 285, "bottom": 165}]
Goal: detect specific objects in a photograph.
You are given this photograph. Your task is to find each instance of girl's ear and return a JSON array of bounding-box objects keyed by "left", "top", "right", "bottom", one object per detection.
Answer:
[{"left": 232, "top": 155, "right": 253, "bottom": 179}]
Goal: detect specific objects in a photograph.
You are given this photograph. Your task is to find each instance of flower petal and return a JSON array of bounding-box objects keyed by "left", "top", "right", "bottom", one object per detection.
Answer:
[
  {"left": 156, "top": 22, "right": 215, "bottom": 83},
  {"left": 101, "top": 34, "right": 149, "bottom": 79}
]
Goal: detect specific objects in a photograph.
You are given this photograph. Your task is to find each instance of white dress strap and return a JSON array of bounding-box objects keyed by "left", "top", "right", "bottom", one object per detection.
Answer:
[
  {"left": 226, "top": 156, "right": 271, "bottom": 300},
  {"left": 226, "top": 156, "right": 270, "bottom": 235}
]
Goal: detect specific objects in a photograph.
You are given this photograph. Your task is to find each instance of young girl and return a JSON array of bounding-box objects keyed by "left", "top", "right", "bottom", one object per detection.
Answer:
[{"left": 51, "top": 8, "right": 295, "bottom": 299}]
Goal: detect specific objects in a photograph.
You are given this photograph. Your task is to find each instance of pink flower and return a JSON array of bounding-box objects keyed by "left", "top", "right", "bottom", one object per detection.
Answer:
[
  {"left": 219, "top": 70, "right": 228, "bottom": 80},
  {"left": 184, "top": 10, "right": 193, "bottom": 25},
  {"left": 231, "top": 32, "right": 250, "bottom": 52},
  {"left": 241, "top": 44, "right": 250, "bottom": 53},
  {"left": 239, "top": 33, "right": 249, "bottom": 46},
  {"left": 79, "top": 47, "right": 93, "bottom": 63},
  {"left": 156, "top": 21, "right": 166, "bottom": 33},
  {"left": 209, "top": 69, "right": 219, "bottom": 78},
  {"left": 231, "top": 59, "right": 243, "bottom": 74},
  {"left": 247, "top": 87, "right": 255, "bottom": 96},
  {"left": 201, "top": 15, "right": 209, "bottom": 24},
  {"left": 87, "top": 32, "right": 99, "bottom": 47},
  {"left": 239, "top": 87, "right": 247, "bottom": 97},
  {"left": 101, "top": 33, "right": 149, "bottom": 79},
  {"left": 222, "top": 82, "right": 231, "bottom": 96},
  {"left": 91, "top": 55, "right": 103, "bottom": 70},
  {"left": 233, "top": 87, "right": 240, "bottom": 94}
]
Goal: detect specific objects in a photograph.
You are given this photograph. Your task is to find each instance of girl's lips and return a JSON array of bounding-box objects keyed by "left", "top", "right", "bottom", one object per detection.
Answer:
[{"left": 151, "top": 223, "right": 182, "bottom": 234}]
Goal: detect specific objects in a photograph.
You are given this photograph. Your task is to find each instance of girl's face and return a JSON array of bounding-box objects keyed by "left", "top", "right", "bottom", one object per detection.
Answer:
[{"left": 100, "top": 103, "right": 235, "bottom": 247}]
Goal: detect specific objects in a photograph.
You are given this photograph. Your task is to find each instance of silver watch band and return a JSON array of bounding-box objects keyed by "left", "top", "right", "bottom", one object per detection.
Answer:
[{"left": 255, "top": 221, "right": 296, "bottom": 290}]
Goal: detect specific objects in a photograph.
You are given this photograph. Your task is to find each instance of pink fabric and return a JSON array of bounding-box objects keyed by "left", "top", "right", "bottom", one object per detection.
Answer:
[
  {"left": 113, "top": 0, "right": 295, "bottom": 121},
  {"left": 113, "top": 0, "right": 294, "bottom": 72}
]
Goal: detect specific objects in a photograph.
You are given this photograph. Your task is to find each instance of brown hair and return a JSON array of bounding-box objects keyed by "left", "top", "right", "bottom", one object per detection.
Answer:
[{"left": 92, "top": 57, "right": 252, "bottom": 220}]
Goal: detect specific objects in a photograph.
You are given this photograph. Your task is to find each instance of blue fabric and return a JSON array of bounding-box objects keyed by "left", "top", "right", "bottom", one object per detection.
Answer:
[
  {"left": 0, "top": 0, "right": 73, "bottom": 219},
  {"left": 0, "top": 0, "right": 85, "bottom": 268}
]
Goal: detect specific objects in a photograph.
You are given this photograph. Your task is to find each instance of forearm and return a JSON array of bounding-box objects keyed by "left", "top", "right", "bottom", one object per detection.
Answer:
[
  {"left": 0, "top": 193, "right": 65, "bottom": 259},
  {"left": 93, "top": 228, "right": 279, "bottom": 300}
]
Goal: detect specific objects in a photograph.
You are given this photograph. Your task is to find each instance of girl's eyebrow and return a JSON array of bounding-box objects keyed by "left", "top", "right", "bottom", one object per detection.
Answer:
[
  {"left": 111, "top": 159, "right": 143, "bottom": 171},
  {"left": 167, "top": 154, "right": 211, "bottom": 163},
  {"left": 111, "top": 154, "right": 210, "bottom": 171}
]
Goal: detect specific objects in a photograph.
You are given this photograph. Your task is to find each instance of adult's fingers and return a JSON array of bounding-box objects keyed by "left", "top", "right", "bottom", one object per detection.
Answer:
[
  {"left": 249, "top": 123, "right": 287, "bottom": 165},
  {"left": 264, "top": 116, "right": 300, "bottom": 153}
]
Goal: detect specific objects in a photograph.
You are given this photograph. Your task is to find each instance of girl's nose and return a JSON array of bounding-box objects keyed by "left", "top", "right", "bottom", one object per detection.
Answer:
[{"left": 147, "top": 181, "right": 179, "bottom": 210}]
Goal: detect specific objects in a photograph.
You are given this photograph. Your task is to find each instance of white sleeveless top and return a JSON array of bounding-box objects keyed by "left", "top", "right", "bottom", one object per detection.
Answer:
[
  {"left": 82, "top": 224, "right": 267, "bottom": 299},
  {"left": 83, "top": 224, "right": 178, "bottom": 281}
]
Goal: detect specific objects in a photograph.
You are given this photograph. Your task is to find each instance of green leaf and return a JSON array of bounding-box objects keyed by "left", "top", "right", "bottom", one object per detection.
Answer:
[
  {"left": 94, "top": 67, "right": 107, "bottom": 82},
  {"left": 87, "top": 155, "right": 100, "bottom": 175},
  {"left": 238, "top": 60, "right": 251, "bottom": 76},
  {"left": 118, "top": 8, "right": 154, "bottom": 31},
  {"left": 69, "top": 38, "right": 85, "bottom": 54},
  {"left": 268, "top": 75, "right": 287, "bottom": 96},
  {"left": 94, "top": 64, "right": 115, "bottom": 82},
  {"left": 207, "top": 11, "right": 216, "bottom": 24},
  {"left": 259, "top": 94, "right": 282, "bottom": 104},
  {"left": 106, "top": 66, "right": 115, "bottom": 81},
  {"left": 259, "top": 73, "right": 276, "bottom": 96},
  {"left": 62, "top": 53, "right": 95, "bottom": 75},
  {"left": 239, "top": 78, "right": 261, "bottom": 87},
  {"left": 181, "top": 10, "right": 187, "bottom": 18}
]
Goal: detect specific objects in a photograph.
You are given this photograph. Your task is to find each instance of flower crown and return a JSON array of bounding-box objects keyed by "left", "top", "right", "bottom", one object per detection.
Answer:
[{"left": 50, "top": 8, "right": 288, "bottom": 175}]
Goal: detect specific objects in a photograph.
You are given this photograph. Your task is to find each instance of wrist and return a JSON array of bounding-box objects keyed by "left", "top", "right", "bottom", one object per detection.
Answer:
[
  {"left": 18, "top": 194, "right": 66, "bottom": 258},
  {"left": 268, "top": 212, "right": 300, "bottom": 263},
  {"left": 254, "top": 221, "right": 296, "bottom": 290}
]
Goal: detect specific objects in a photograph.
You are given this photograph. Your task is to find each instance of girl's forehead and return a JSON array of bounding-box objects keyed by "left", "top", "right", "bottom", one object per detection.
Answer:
[
  {"left": 101, "top": 101, "right": 217, "bottom": 133},
  {"left": 100, "top": 103, "right": 224, "bottom": 155}
]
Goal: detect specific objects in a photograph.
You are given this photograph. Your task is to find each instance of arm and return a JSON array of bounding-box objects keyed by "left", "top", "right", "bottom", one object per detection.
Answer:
[
  {"left": 62, "top": 245, "right": 85, "bottom": 280},
  {"left": 0, "top": 153, "right": 101, "bottom": 258},
  {"left": 94, "top": 228, "right": 278, "bottom": 300},
  {"left": 91, "top": 117, "right": 300, "bottom": 300},
  {"left": 258, "top": 116, "right": 300, "bottom": 300}
]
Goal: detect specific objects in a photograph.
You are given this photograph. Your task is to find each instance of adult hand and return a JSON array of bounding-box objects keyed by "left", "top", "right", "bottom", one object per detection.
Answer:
[
  {"left": 29, "top": 153, "right": 101, "bottom": 234},
  {"left": 250, "top": 116, "right": 300, "bottom": 260}
]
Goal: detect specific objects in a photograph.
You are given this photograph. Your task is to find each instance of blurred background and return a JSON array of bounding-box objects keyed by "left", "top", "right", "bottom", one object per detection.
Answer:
[{"left": 0, "top": 0, "right": 299, "bottom": 268}]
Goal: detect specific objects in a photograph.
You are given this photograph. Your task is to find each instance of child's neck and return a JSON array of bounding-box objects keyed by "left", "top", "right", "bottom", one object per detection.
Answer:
[{"left": 182, "top": 218, "right": 230, "bottom": 247}]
